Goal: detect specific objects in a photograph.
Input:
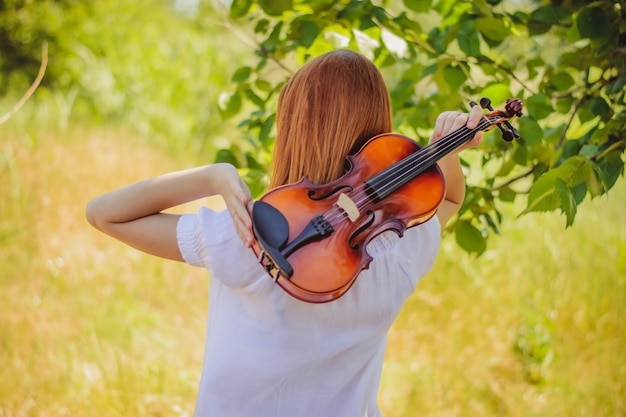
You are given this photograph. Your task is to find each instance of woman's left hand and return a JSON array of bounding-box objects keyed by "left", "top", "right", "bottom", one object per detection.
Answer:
[
  {"left": 428, "top": 104, "right": 484, "bottom": 226},
  {"left": 210, "top": 163, "right": 255, "bottom": 247},
  {"left": 429, "top": 103, "right": 484, "bottom": 152}
]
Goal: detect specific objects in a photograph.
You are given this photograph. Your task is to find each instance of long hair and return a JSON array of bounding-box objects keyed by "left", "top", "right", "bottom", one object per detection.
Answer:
[{"left": 268, "top": 50, "right": 392, "bottom": 189}]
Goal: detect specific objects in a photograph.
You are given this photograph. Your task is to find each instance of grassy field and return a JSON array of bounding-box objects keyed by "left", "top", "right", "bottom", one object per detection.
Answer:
[{"left": 1, "top": 124, "right": 624, "bottom": 417}]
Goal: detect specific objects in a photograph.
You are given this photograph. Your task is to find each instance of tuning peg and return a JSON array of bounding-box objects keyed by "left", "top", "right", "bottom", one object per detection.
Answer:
[
  {"left": 471, "top": 97, "right": 516, "bottom": 141},
  {"left": 507, "top": 126, "right": 521, "bottom": 140},
  {"left": 479, "top": 97, "right": 493, "bottom": 110},
  {"left": 502, "top": 130, "right": 515, "bottom": 142}
]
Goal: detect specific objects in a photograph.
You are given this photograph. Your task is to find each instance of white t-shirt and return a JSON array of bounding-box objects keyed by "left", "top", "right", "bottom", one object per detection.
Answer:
[{"left": 177, "top": 207, "right": 441, "bottom": 417}]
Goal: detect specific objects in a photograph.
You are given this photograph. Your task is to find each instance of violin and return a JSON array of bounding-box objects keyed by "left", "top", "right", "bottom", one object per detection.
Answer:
[{"left": 251, "top": 98, "right": 523, "bottom": 303}]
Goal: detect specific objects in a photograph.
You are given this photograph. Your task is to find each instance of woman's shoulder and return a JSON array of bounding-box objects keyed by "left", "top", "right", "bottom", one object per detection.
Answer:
[
  {"left": 364, "top": 216, "right": 441, "bottom": 290},
  {"left": 177, "top": 207, "right": 265, "bottom": 287}
]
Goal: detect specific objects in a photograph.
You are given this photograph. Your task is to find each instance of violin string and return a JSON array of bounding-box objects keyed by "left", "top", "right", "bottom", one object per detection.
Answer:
[
  {"left": 323, "top": 117, "right": 496, "bottom": 226},
  {"left": 370, "top": 118, "right": 492, "bottom": 201},
  {"left": 322, "top": 118, "right": 492, "bottom": 226},
  {"left": 350, "top": 119, "right": 489, "bottom": 206}
]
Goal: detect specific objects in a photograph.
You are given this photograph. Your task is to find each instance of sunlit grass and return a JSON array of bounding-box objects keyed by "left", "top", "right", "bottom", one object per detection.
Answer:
[
  {"left": 1, "top": 125, "right": 209, "bottom": 416},
  {"left": 382, "top": 168, "right": 626, "bottom": 416},
  {"left": 1, "top": 123, "right": 624, "bottom": 417}
]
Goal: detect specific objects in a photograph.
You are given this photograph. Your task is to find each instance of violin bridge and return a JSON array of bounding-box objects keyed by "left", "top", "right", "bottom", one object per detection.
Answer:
[{"left": 337, "top": 193, "right": 360, "bottom": 222}]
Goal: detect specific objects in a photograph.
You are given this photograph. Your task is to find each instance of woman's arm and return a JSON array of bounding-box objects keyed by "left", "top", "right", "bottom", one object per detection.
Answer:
[
  {"left": 430, "top": 105, "right": 484, "bottom": 226},
  {"left": 86, "top": 163, "right": 254, "bottom": 261}
]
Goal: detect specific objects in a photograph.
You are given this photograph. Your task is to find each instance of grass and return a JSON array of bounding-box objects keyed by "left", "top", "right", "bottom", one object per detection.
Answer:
[{"left": 1, "top": 122, "right": 624, "bottom": 417}]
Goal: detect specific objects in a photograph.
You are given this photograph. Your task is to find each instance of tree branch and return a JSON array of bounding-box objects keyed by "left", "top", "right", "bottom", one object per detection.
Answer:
[
  {"left": 0, "top": 42, "right": 48, "bottom": 125},
  {"left": 556, "top": 95, "right": 586, "bottom": 150},
  {"left": 491, "top": 165, "right": 537, "bottom": 192}
]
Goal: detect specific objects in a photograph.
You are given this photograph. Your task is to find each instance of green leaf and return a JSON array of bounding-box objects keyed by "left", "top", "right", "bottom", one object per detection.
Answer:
[
  {"left": 579, "top": 144, "right": 598, "bottom": 157},
  {"left": 518, "top": 116, "right": 543, "bottom": 146},
  {"left": 480, "top": 83, "right": 511, "bottom": 108},
  {"left": 390, "top": 78, "right": 416, "bottom": 106},
  {"left": 556, "top": 97, "right": 574, "bottom": 114},
  {"left": 260, "top": 21, "right": 284, "bottom": 54},
  {"left": 241, "top": 168, "right": 268, "bottom": 198},
  {"left": 498, "top": 186, "right": 517, "bottom": 202},
  {"left": 524, "top": 177, "right": 577, "bottom": 226},
  {"left": 475, "top": 17, "right": 510, "bottom": 41},
  {"left": 427, "top": 26, "right": 450, "bottom": 54},
  {"left": 562, "top": 156, "right": 594, "bottom": 185},
  {"left": 526, "top": 93, "right": 553, "bottom": 119},
  {"left": 558, "top": 45, "right": 592, "bottom": 70},
  {"left": 215, "top": 148, "right": 241, "bottom": 167},
  {"left": 230, "top": 0, "right": 253, "bottom": 18},
  {"left": 241, "top": 85, "right": 266, "bottom": 107},
  {"left": 258, "top": 115, "right": 275, "bottom": 144},
  {"left": 442, "top": 64, "right": 466, "bottom": 92},
  {"left": 576, "top": 6, "right": 611, "bottom": 40},
  {"left": 584, "top": 160, "right": 607, "bottom": 197},
  {"left": 232, "top": 66, "right": 252, "bottom": 83},
  {"left": 570, "top": 182, "right": 587, "bottom": 204},
  {"left": 337, "top": 1, "right": 365, "bottom": 23},
  {"left": 597, "top": 149, "right": 625, "bottom": 189},
  {"left": 289, "top": 17, "right": 321, "bottom": 48},
  {"left": 457, "top": 20, "right": 481, "bottom": 57},
  {"left": 403, "top": 0, "right": 432, "bottom": 13},
  {"left": 528, "top": 6, "right": 570, "bottom": 36},
  {"left": 217, "top": 91, "right": 242, "bottom": 119},
  {"left": 254, "top": 19, "right": 270, "bottom": 34},
  {"left": 522, "top": 155, "right": 607, "bottom": 224},
  {"left": 566, "top": 115, "right": 600, "bottom": 140},
  {"left": 524, "top": 57, "right": 544, "bottom": 79},
  {"left": 549, "top": 71, "right": 575, "bottom": 92},
  {"left": 255, "top": 78, "right": 272, "bottom": 92},
  {"left": 259, "top": 0, "right": 293, "bottom": 16},
  {"left": 421, "top": 62, "right": 439, "bottom": 77},
  {"left": 245, "top": 152, "right": 265, "bottom": 170},
  {"left": 606, "top": 74, "right": 626, "bottom": 95},
  {"left": 588, "top": 96, "right": 611, "bottom": 119},
  {"left": 371, "top": 5, "right": 387, "bottom": 25},
  {"left": 455, "top": 220, "right": 487, "bottom": 255}
]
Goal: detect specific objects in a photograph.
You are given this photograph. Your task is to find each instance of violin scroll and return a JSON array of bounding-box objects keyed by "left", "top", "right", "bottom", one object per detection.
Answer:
[
  {"left": 504, "top": 98, "right": 523, "bottom": 118},
  {"left": 470, "top": 97, "right": 523, "bottom": 142}
]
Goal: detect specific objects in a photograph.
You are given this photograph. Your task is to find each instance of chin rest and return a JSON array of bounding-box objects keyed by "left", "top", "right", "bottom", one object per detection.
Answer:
[{"left": 252, "top": 201, "right": 294, "bottom": 278}]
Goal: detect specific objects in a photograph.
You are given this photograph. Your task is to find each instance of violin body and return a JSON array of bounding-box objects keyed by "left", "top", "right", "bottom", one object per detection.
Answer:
[
  {"left": 251, "top": 133, "right": 445, "bottom": 303},
  {"left": 251, "top": 98, "right": 523, "bottom": 303}
]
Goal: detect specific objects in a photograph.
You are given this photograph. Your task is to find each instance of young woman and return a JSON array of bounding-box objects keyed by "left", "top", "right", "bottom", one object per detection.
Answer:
[{"left": 86, "top": 50, "right": 483, "bottom": 417}]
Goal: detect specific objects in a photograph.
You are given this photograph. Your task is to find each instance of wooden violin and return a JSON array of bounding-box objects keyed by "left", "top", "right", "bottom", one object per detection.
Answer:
[{"left": 251, "top": 98, "right": 523, "bottom": 303}]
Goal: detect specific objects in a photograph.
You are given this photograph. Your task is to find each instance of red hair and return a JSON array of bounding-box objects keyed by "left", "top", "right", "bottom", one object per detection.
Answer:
[{"left": 269, "top": 50, "right": 392, "bottom": 188}]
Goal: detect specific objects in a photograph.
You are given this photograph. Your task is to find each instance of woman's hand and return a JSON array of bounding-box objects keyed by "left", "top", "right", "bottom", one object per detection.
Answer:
[
  {"left": 429, "top": 103, "right": 484, "bottom": 150},
  {"left": 211, "top": 164, "right": 254, "bottom": 247},
  {"left": 429, "top": 104, "right": 484, "bottom": 226},
  {"left": 86, "top": 163, "right": 255, "bottom": 260}
]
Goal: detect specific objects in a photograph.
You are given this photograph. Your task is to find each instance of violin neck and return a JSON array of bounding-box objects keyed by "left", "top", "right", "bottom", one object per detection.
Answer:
[{"left": 366, "top": 119, "right": 492, "bottom": 201}]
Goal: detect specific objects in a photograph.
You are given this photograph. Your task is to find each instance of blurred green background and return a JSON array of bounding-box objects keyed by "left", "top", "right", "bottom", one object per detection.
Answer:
[{"left": 1, "top": 1, "right": 624, "bottom": 416}]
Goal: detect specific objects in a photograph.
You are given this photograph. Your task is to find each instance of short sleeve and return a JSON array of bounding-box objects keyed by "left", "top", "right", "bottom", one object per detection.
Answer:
[
  {"left": 394, "top": 216, "right": 441, "bottom": 283},
  {"left": 176, "top": 207, "right": 266, "bottom": 288},
  {"left": 177, "top": 211, "right": 206, "bottom": 267},
  {"left": 176, "top": 207, "right": 236, "bottom": 268},
  {"left": 366, "top": 216, "right": 442, "bottom": 292}
]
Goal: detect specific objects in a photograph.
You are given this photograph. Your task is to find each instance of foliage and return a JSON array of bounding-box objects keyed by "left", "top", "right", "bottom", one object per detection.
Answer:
[
  {"left": 0, "top": 0, "right": 242, "bottom": 152},
  {"left": 2, "top": 0, "right": 624, "bottom": 253},
  {"left": 218, "top": 0, "right": 626, "bottom": 253}
]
